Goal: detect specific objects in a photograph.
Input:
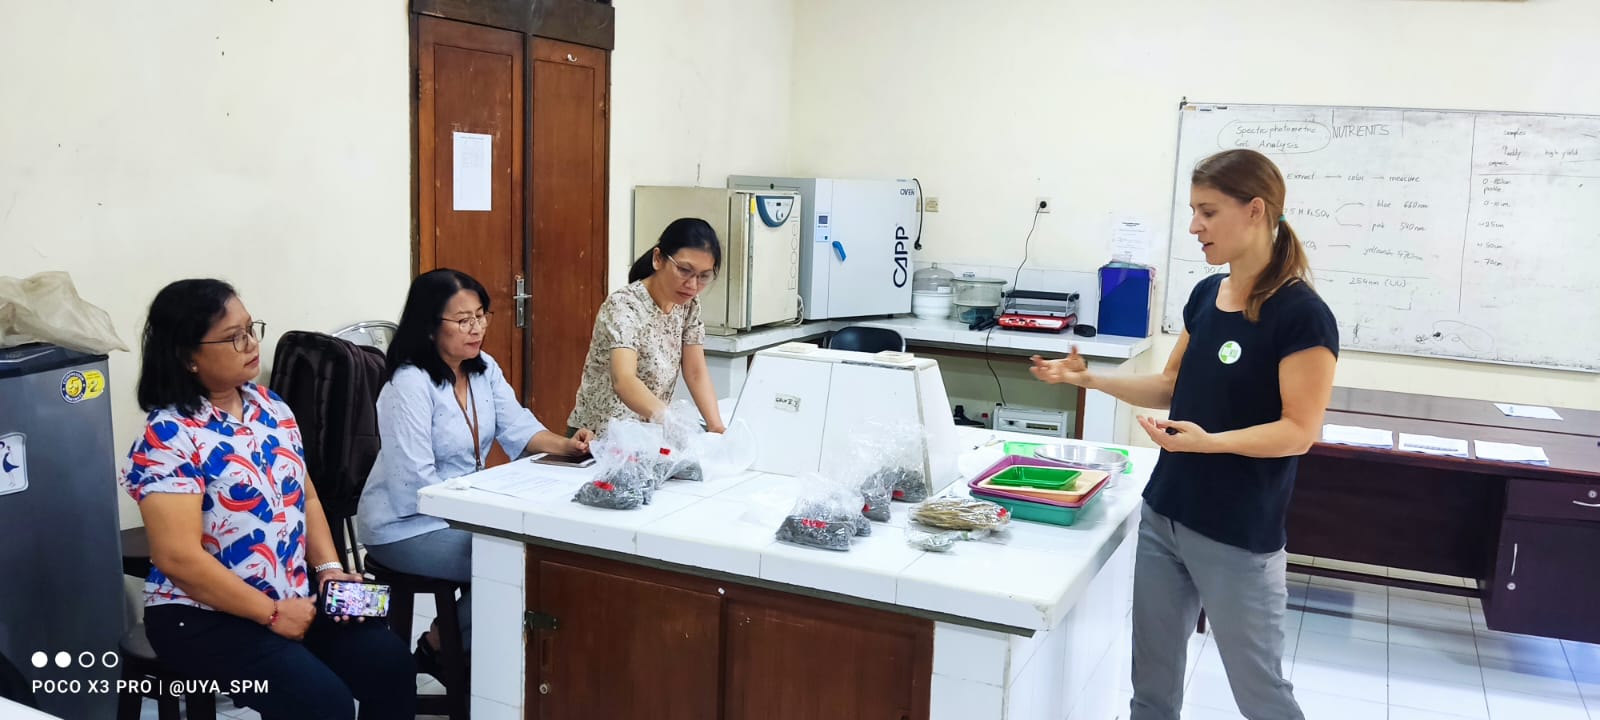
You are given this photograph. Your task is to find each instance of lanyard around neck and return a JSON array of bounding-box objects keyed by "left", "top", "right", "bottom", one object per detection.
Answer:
[{"left": 458, "top": 379, "right": 482, "bottom": 471}]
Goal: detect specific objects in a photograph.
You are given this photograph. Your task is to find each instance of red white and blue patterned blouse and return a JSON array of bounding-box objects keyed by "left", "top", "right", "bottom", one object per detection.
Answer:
[{"left": 121, "top": 383, "right": 310, "bottom": 608}]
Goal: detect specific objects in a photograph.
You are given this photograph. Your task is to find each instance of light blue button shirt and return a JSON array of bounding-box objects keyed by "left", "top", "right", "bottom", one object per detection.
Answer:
[{"left": 358, "top": 353, "right": 545, "bottom": 546}]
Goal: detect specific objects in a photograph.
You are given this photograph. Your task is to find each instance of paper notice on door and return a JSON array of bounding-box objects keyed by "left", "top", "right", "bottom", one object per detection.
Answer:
[
  {"left": 1397, "top": 433, "right": 1469, "bottom": 458},
  {"left": 1493, "top": 403, "right": 1563, "bottom": 421},
  {"left": 1111, "top": 215, "right": 1153, "bottom": 265},
  {"left": 452, "top": 131, "right": 492, "bottom": 212},
  {"left": 1321, "top": 424, "right": 1393, "bottom": 449},
  {"left": 1473, "top": 440, "right": 1550, "bottom": 466}
]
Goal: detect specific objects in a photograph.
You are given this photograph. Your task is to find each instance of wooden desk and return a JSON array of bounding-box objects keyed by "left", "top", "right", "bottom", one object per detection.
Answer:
[{"left": 1291, "top": 389, "right": 1600, "bottom": 643}]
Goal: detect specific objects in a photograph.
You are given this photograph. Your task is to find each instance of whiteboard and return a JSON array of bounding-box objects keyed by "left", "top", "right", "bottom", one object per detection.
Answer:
[{"left": 1165, "top": 102, "right": 1600, "bottom": 373}]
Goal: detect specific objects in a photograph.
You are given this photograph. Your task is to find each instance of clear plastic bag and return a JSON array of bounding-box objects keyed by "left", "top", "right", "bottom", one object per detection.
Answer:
[
  {"left": 656, "top": 400, "right": 706, "bottom": 482},
  {"left": 827, "top": 432, "right": 893, "bottom": 523},
  {"left": 695, "top": 417, "right": 757, "bottom": 481},
  {"left": 852, "top": 421, "right": 930, "bottom": 503},
  {"left": 573, "top": 420, "right": 666, "bottom": 510},
  {"left": 775, "top": 473, "right": 870, "bottom": 550}
]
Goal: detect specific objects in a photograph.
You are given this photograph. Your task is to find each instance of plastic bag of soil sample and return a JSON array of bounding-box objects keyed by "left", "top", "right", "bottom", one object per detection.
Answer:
[
  {"left": 827, "top": 433, "right": 894, "bottom": 523},
  {"left": 655, "top": 400, "right": 706, "bottom": 482},
  {"left": 573, "top": 420, "right": 667, "bottom": 510},
  {"left": 775, "top": 473, "right": 870, "bottom": 550},
  {"left": 852, "top": 421, "right": 930, "bottom": 503}
]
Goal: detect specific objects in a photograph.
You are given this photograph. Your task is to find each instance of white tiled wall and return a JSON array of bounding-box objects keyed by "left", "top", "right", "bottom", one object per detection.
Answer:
[{"left": 470, "top": 536, "right": 527, "bottom": 714}]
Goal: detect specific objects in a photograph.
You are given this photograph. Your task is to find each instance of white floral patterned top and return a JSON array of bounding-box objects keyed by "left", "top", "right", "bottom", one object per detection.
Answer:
[{"left": 567, "top": 281, "right": 704, "bottom": 434}]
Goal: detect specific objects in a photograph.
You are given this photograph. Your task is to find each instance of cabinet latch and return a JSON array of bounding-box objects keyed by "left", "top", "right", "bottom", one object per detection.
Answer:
[{"left": 525, "top": 611, "right": 559, "bottom": 631}]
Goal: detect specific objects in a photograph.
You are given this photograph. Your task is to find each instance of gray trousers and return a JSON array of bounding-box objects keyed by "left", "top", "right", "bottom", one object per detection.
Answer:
[
  {"left": 1130, "top": 504, "right": 1302, "bottom": 720},
  {"left": 366, "top": 527, "right": 473, "bottom": 650}
]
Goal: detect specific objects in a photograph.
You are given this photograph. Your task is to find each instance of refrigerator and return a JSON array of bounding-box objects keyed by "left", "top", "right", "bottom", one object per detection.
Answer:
[
  {"left": 728, "top": 176, "right": 919, "bottom": 320},
  {"left": 0, "top": 343, "right": 125, "bottom": 719},
  {"left": 634, "top": 186, "right": 803, "bottom": 335}
]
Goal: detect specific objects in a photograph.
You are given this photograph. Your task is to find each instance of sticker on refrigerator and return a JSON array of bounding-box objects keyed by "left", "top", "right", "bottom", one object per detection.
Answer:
[
  {"left": 0, "top": 433, "right": 26, "bottom": 496},
  {"left": 84, "top": 370, "right": 106, "bottom": 400},
  {"left": 61, "top": 371, "right": 88, "bottom": 403}
]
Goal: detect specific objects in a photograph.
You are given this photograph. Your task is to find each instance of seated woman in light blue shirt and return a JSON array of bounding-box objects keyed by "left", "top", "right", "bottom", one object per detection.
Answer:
[{"left": 358, "top": 268, "right": 592, "bottom": 681}]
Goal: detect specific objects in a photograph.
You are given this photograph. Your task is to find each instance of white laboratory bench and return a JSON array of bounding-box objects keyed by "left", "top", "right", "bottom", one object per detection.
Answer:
[
  {"left": 420, "top": 426, "right": 1156, "bottom": 720},
  {"left": 692, "top": 317, "right": 1155, "bottom": 445}
]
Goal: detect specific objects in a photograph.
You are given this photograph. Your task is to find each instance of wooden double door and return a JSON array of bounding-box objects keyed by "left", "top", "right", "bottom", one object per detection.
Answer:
[{"left": 414, "top": 7, "right": 610, "bottom": 432}]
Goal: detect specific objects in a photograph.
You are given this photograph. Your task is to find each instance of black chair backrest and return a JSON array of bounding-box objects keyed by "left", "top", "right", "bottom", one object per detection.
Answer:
[
  {"left": 267, "top": 332, "right": 386, "bottom": 520},
  {"left": 828, "top": 326, "right": 906, "bottom": 353}
]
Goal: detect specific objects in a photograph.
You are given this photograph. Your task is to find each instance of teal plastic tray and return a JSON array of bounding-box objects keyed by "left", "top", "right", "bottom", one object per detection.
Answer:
[{"left": 982, "top": 489, "right": 1103, "bottom": 527}]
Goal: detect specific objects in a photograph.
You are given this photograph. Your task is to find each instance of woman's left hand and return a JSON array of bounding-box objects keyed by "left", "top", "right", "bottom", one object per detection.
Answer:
[
  {"left": 568, "top": 428, "right": 595, "bottom": 454},
  {"left": 316, "top": 569, "right": 368, "bottom": 623},
  {"left": 705, "top": 419, "right": 726, "bottom": 434},
  {"left": 1138, "top": 416, "right": 1215, "bottom": 454}
]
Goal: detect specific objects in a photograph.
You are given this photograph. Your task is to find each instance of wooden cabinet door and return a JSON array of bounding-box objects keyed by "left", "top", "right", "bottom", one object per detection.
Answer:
[
  {"left": 527, "top": 37, "right": 609, "bottom": 429},
  {"left": 724, "top": 591, "right": 933, "bottom": 720},
  {"left": 532, "top": 558, "right": 721, "bottom": 720},
  {"left": 415, "top": 16, "right": 526, "bottom": 401},
  {"left": 1485, "top": 518, "right": 1600, "bottom": 643}
]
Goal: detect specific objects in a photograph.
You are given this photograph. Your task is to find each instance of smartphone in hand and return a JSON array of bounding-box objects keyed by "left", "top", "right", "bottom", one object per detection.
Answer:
[{"left": 321, "top": 580, "right": 392, "bottom": 618}]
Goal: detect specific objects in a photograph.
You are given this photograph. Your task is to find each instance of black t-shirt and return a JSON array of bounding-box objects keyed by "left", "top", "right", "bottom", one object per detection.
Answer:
[{"left": 1143, "top": 273, "right": 1339, "bottom": 553}]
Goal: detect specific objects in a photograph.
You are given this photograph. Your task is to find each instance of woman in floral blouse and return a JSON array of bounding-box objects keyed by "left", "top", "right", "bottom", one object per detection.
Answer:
[
  {"left": 568, "top": 217, "right": 726, "bottom": 435},
  {"left": 124, "top": 279, "right": 413, "bottom": 719}
]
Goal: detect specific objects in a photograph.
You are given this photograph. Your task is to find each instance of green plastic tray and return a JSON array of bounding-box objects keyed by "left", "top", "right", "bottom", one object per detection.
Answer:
[
  {"left": 984, "top": 490, "right": 1103, "bottom": 527},
  {"left": 984, "top": 465, "right": 1083, "bottom": 490},
  {"left": 1003, "top": 441, "right": 1133, "bottom": 475}
]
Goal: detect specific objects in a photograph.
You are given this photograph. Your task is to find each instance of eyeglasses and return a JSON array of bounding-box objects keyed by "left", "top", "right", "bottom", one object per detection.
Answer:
[
  {"left": 664, "top": 255, "right": 717, "bottom": 287},
  {"left": 198, "top": 321, "right": 266, "bottom": 353},
  {"left": 442, "top": 312, "right": 493, "bottom": 332}
]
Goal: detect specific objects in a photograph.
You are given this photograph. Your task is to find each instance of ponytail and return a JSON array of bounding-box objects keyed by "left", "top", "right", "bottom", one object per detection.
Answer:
[
  {"left": 1245, "top": 217, "right": 1313, "bottom": 322},
  {"left": 628, "top": 246, "right": 658, "bottom": 284},
  {"left": 1190, "top": 149, "right": 1314, "bottom": 323}
]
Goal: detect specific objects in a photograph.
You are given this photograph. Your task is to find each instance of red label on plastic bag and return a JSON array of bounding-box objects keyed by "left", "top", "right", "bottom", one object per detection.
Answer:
[
  {"left": 801, "top": 519, "right": 828, "bottom": 530},
  {"left": 998, "top": 507, "right": 1010, "bottom": 518},
  {"left": 862, "top": 504, "right": 871, "bottom": 513},
  {"left": 659, "top": 448, "right": 671, "bottom": 456},
  {"left": 594, "top": 481, "right": 615, "bottom": 492},
  {"left": 892, "top": 489, "right": 905, "bottom": 500}
]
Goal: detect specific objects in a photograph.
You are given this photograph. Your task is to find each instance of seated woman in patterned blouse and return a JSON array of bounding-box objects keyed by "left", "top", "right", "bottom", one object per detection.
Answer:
[
  {"left": 567, "top": 217, "right": 727, "bottom": 436},
  {"left": 124, "top": 279, "right": 413, "bottom": 720}
]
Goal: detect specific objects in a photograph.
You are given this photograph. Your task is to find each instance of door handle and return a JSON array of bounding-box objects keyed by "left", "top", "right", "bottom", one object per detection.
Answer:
[
  {"left": 1574, "top": 500, "right": 1600, "bottom": 508},
  {"left": 514, "top": 275, "right": 531, "bottom": 329},
  {"left": 1509, "top": 542, "right": 1518, "bottom": 577},
  {"left": 831, "top": 240, "right": 847, "bottom": 261}
]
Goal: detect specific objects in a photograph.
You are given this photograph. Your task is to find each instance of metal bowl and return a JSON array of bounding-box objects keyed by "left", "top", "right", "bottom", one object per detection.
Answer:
[{"left": 1034, "top": 444, "right": 1130, "bottom": 474}]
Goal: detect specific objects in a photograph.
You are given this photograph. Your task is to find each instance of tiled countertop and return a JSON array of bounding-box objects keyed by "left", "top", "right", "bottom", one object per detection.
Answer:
[{"left": 420, "top": 427, "right": 1156, "bottom": 634}]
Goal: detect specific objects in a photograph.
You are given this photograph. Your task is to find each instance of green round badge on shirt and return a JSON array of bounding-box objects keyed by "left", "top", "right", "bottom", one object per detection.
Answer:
[{"left": 1218, "top": 341, "right": 1243, "bottom": 365}]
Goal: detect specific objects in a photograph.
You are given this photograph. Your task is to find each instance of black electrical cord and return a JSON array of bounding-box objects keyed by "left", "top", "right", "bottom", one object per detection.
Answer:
[
  {"left": 912, "top": 177, "right": 925, "bottom": 250},
  {"left": 985, "top": 205, "right": 1044, "bottom": 410}
]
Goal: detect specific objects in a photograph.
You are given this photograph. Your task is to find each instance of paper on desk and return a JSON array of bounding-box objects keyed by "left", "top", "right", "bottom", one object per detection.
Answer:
[
  {"left": 1321, "top": 424, "right": 1393, "bottom": 448},
  {"left": 1473, "top": 440, "right": 1550, "bottom": 466},
  {"left": 471, "top": 462, "right": 591, "bottom": 500},
  {"left": 1494, "top": 403, "right": 1562, "bottom": 421},
  {"left": 1397, "top": 433, "right": 1469, "bottom": 458}
]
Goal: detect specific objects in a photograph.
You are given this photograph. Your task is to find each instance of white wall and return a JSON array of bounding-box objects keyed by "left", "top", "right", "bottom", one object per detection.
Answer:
[
  {"left": 0, "top": 2, "right": 412, "bottom": 526},
  {"left": 608, "top": 0, "right": 796, "bottom": 289},
  {"left": 790, "top": 0, "right": 1600, "bottom": 441}
]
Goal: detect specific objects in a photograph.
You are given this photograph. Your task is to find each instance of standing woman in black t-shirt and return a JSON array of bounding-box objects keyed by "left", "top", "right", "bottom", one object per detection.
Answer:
[{"left": 1032, "top": 148, "right": 1338, "bottom": 720}]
